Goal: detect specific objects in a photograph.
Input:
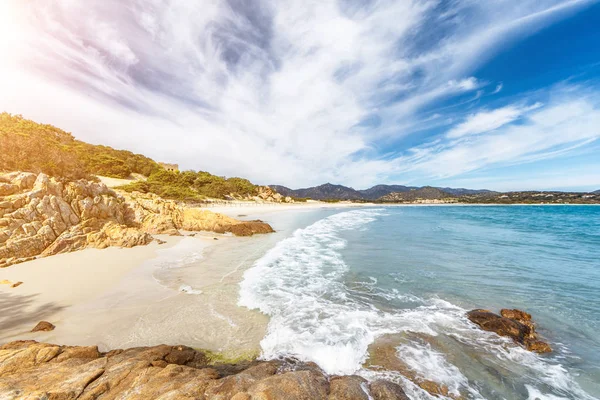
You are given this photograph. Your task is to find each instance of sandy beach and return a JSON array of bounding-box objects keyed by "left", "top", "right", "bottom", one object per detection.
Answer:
[{"left": 0, "top": 202, "right": 366, "bottom": 359}]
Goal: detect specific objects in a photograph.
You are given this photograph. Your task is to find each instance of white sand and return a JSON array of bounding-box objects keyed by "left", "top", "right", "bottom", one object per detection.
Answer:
[
  {"left": 0, "top": 230, "right": 274, "bottom": 357},
  {"left": 0, "top": 202, "right": 368, "bottom": 357}
]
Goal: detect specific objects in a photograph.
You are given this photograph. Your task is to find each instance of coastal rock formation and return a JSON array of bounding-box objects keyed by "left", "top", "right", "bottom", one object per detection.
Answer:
[
  {"left": 227, "top": 185, "right": 293, "bottom": 203},
  {"left": 0, "top": 341, "right": 409, "bottom": 400},
  {"left": 467, "top": 309, "right": 552, "bottom": 353},
  {"left": 0, "top": 172, "right": 273, "bottom": 268}
]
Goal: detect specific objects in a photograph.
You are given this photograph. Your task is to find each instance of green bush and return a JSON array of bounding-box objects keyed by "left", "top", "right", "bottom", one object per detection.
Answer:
[
  {"left": 118, "top": 169, "right": 261, "bottom": 201},
  {"left": 0, "top": 113, "right": 159, "bottom": 179}
]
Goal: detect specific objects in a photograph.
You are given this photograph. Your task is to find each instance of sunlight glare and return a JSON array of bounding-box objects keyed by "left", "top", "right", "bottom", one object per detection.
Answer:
[{"left": 0, "top": 1, "right": 26, "bottom": 58}]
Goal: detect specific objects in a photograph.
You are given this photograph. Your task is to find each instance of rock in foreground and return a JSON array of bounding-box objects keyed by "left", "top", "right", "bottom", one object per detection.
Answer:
[
  {"left": 31, "top": 321, "right": 55, "bottom": 332},
  {"left": 0, "top": 341, "right": 408, "bottom": 400},
  {"left": 0, "top": 172, "right": 273, "bottom": 268},
  {"left": 467, "top": 308, "right": 552, "bottom": 353}
]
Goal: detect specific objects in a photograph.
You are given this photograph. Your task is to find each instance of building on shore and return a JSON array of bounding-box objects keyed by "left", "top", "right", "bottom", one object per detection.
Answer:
[{"left": 159, "top": 162, "right": 179, "bottom": 172}]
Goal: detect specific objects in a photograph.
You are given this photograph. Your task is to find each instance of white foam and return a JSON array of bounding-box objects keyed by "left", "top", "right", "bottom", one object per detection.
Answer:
[
  {"left": 396, "top": 343, "right": 467, "bottom": 397},
  {"left": 239, "top": 209, "right": 387, "bottom": 374}
]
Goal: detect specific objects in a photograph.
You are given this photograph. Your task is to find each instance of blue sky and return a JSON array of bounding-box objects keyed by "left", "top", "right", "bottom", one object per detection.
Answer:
[{"left": 0, "top": 0, "right": 599, "bottom": 191}]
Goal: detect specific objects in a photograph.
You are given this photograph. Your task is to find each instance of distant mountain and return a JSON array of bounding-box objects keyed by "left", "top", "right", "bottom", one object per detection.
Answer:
[
  {"left": 379, "top": 187, "right": 455, "bottom": 202},
  {"left": 270, "top": 183, "right": 364, "bottom": 200},
  {"left": 358, "top": 184, "right": 415, "bottom": 200},
  {"left": 271, "top": 182, "right": 600, "bottom": 204},
  {"left": 270, "top": 183, "right": 492, "bottom": 201}
]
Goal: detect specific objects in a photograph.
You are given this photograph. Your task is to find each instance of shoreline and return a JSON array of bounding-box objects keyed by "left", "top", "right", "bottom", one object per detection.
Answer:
[
  {"left": 1, "top": 200, "right": 596, "bottom": 355},
  {"left": 0, "top": 202, "right": 353, "bottom": 359}
]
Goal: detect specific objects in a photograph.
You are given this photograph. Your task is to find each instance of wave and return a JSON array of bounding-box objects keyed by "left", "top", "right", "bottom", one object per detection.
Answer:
[{"left": 238, "top": 209, "right": 597, "bottom": 399}]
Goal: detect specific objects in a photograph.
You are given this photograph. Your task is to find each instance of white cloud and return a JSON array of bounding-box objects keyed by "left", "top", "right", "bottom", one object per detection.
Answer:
[
  {"left": 447, "top": 103, "right": 542, "bottom": 138},
  {"left": 0, "top": 0, "right": 596, "bottom": 188}
]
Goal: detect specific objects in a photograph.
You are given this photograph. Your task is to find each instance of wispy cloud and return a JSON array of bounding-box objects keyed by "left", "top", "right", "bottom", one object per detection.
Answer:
[
  {"left": 447, "top": 103, "right": 543, "bottom": 138},
  {"left": 0, "top": 0, "right": 597, "bottom": 189},
  {"left": 392, "top": 85, "right": 600, "bottom": 180}
]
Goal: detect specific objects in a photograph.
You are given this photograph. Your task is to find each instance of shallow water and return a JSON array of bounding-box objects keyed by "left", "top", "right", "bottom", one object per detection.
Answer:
[{"left": 239, "top": 205, "right": 600, "bottom": 400}]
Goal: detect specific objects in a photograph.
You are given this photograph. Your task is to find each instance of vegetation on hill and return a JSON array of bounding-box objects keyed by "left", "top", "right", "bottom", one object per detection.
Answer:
[
  {"left": 0, "top": 113, "right": 271, "bottom": 201},
  {"left": 377, "top": 188, "right": 600, "bottom": 204},
  {"left": 0, "top": 113, "right": 159, "bottom": 179},
  {"left": 378, "top": 187, "right": 456, "bottom": 202},
  {"left": 117, "top": 169, "right": 259, "bottom": 201},
  {"left": 458, "top": 191, "right": 600, "bottom": 204}
]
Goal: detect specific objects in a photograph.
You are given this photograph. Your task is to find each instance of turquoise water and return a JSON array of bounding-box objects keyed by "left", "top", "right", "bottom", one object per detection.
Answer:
[{"left": 240, "top": 206, "right": 600, "bottom": 400}]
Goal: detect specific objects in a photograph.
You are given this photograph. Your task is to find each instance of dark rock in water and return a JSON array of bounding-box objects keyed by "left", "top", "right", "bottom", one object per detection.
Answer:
[
  {"left": 31, "top": 321, "right": 55, "bottom": 332},
  {"left": 501, "top": 309, "right": 536, "bottom": 339},
  {"left": 0, "top": 341, "right": 408, "bottom": 399},
  {"left": 526, "top": 340, "right": 552, "bottom": 353},
  {"left": 365, "top": 333, "right": 458, "bottom": 398},
  {"left": 467, "top": 310, "right": 529, "bottom": 341},
  {"left": 467, "top": 308, "right": 552, "bottom": 353},
  {"left": 369, "top": 380, "right": 410, "bottom": 400}
]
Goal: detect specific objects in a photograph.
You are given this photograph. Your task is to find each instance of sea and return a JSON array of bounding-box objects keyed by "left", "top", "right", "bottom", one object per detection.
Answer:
[{"left": 238, "top": 205, "right": 600, "bottom": 400}]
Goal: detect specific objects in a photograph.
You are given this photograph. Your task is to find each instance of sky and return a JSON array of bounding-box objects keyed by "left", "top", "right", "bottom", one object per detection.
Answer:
[{"left": 0, "top": 0, "right": 599, "bottom": 191}]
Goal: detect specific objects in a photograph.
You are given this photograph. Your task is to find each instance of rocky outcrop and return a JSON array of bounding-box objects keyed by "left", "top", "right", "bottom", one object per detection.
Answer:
[
  {"left": 227, "top": 186, "right": 293, "bottom": 203},
  {"left": 467, "top": 309, "right": 552, "bottom": 353},
  {"left": 0, "top": 172, "right": 274, "bottom": 268},
  {"left": 31, "top": 321, "right": 55, "bottom": 332},
  {"left": 0, "top": 341, "right": 409, "bottom": 400}
]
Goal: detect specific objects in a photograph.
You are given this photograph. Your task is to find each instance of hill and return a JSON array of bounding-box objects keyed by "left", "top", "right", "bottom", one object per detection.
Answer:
[
  {"left": 0, "top": 113, "right": 159, "bottom": 180},
  {"left": 0, "top": 113, "right": 279, "bottom": 201},
  {"left": 379, "top": 187, "right": 456, "bottom": 202},
  {"left": 358, "top": 184, "right": 415, "bottom": 200}
]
